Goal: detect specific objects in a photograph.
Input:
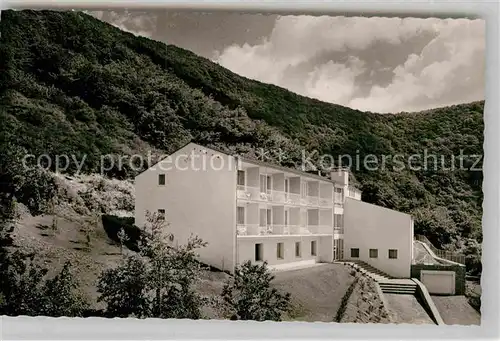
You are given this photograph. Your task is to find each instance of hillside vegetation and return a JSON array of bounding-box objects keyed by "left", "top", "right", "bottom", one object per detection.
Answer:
[{"left": 0, "top": 10, "right": 483, "bottom": 272}]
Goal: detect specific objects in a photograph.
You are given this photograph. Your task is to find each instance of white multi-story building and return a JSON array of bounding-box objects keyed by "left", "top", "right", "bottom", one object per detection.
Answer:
[{"left": 135, "top": 142, "right": 414, "bottom": 277}]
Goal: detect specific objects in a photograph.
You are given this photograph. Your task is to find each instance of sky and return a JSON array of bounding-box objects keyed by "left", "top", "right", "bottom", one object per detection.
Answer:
[{"left": 89, "top": 10, "right": 485, "bottom": 114}]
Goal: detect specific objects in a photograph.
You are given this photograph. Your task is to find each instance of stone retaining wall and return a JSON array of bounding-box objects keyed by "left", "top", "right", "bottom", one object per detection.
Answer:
[{"left": 338, "top": 264, "right": 392, "bottom": 324}]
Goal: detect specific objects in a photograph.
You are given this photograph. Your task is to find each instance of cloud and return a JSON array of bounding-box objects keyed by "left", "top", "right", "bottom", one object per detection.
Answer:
[
  {"left": 87, "top": 10, "right": 154, "bottom": 38},
  {"left": 215, "top": 16, "right": 485, "bottom": 113}
]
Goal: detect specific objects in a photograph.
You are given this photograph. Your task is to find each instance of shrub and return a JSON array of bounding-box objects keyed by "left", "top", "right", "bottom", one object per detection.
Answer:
[
  {"left": 40, "top": 262, "right": 89, "bottom": 317},
  {"left": 102, "top": 214, "right": 141, "bottom": 251},
  {"left": 221, "top": 260, "right": 291, "bottom": 321},
  {"left": 97, "top": 211, "right": 208, "bottom": 319},
  {"left": 97, "top": 255, "right": 149, "bottom": 317}
]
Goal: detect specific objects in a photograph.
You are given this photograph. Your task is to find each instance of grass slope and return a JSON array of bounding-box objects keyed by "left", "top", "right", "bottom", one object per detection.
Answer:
[{"left": 0, "top": 10, "right": 483, "bottom": 266}]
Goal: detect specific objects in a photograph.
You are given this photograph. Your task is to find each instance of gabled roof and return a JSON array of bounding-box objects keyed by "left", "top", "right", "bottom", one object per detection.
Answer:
[{"left": 135, "top": 142, "right": 351, "bottom": 187}]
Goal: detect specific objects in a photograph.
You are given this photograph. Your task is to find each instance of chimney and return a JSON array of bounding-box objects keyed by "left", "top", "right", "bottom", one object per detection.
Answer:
[{"left": 330, "top": 168, "right": 349, "bottom": 187}]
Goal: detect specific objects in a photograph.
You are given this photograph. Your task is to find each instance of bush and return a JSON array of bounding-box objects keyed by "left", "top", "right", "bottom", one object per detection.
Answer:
[
  {"left": 0, "top": 251, "right": 88, "bottom": 317},
  {"left": 221, "top": 260, "right": 291, "bottom": 321},
  {"left": 102, "top": 214, "right": 141, "bottom": 251},
  {"left": 40, "top": 262, "right": 89, "bottom": 317},
  {"left": 97, "top": 211, "right": 208, "bottom": 319},
  {"left": 97, "top": 255, "right": 149, "bottom": 317}
]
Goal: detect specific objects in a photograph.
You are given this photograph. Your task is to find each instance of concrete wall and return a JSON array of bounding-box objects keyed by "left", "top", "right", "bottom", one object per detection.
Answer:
[
  {"left": 135, "top": 143, "right": 237, "bottom": 272},
  {"left": 237, "top": 235, "right": 332, "bottom": 267},
  {"left": 343, "top": 198, "right": 413, "bottom": 278},
  {"left": 411, "top": 264, "right": 466, "bottom": 295}
]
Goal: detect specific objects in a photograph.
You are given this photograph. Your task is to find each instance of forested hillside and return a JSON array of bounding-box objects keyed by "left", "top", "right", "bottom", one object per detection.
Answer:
[{"left": 0, "top": 10, "right": 483, "bottom": 272}]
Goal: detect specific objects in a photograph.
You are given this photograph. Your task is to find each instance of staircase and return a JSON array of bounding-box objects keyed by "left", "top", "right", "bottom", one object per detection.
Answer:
[
  {"left": 378, "top": 280, "right": 417, "bottom": 294},
  {"left": 341, "top": 260, "right": 392, "bottom": 281},
  {"left": 340, "top": 260, "right": 418, "bottom": 295}
]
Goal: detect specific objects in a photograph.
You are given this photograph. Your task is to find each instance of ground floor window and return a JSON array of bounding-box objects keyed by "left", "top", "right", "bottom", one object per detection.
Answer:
[
  {"left": 369, "top": 248, "right": 378, "bottom": 258},
  {"left": 311, "top": 241, "right": 317, "bottom": 256},
  {"left": 350, "top": 248, "right": 359, "bottom": 258},
  {"left": 255, "top": 243, "right": 263, "bottom": 261},
  {"left": 295, "top": 242, "right": 301, "bottom": 257},
  {"left": 277, "top": 242, "right": 284, "bottom": 260},
  {"left": 388, "top": 249, "right": 398, "bottom": 259}
]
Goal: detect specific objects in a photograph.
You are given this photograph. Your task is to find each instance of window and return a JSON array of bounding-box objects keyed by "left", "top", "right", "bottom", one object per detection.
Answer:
[
  {"left": 266, "top": 209, "right": 272, "bottom": 226},
  {"left": 267, "top": 176, "right": 272, "bottom": 190},
  {"left": 237, "top": 206, "right": 245, "bottom": 225},
  {"left": 255, "top": 243, "right": 263, "bottom": 261},
  {"left": 157, "top": 209, "right": 165, "bottom": 220},
  {"left": 369, "top": 249, "right": 378, "bottom": 258},
  {"left": 334, "top": 214, "right": 344, "bottom": 228},
  {"left": 295, "top": 242, "right": 301, "bottom": 257},
  {"left": 301, "top": 182, "right": 308, "bottom": 198},
  {"left": 158, "top": 174, "right": 166, "bottom": 185},
  {"left": 260, "top": 174, "right": 266, "bottom": 192},
  {"left": 334, "top": 187, "right": 343, "bottom": 202},
  {"left": 389, "top": 249, "right": 398, "bottom": 259},
  {"left": 237, "top": 170, "right": 245, "bottom": 186},
  {"left": 311, "top": 241, "right": 317, "bottom": 256},
  {"left": 350, "top": 248, "right": 359, "bottom": 258},
  {"left": 277, "top": 243, "right": 284, "bottom": 260}
]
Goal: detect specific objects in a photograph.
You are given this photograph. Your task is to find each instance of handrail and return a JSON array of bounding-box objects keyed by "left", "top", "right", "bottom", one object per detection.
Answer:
[{"left": 415, "top": 234, "right": 466, "bottom": 265}]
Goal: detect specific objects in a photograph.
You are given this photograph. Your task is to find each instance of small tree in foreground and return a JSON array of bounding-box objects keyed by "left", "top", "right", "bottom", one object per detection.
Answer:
[
  {"left": 222, "top": 261, "right": 291, "bottom": 321},
  {"left": 97, "top": 211, "right": 208, "bottom": 319}
]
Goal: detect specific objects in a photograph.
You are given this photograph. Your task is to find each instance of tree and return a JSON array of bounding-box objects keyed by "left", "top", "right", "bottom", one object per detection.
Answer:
[
  {"left": 0, "top": 157, "right": 86, "bottom": 317},
  {"left": 40, "top": 262, "right": 89, "bottom": 317},
  {"left": 221, "top": 261, "right": 291, "bottom": 321},
  {"left": 97, "top": 254, "right": 149, "bottom": 317},
  {"left": 97, "top": 211, "right": 208, "bottom": 319}
]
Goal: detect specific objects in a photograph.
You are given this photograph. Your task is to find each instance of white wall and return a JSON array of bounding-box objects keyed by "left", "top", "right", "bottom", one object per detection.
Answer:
[
  {"left": 343, "top": 198, "right": 413, "bottom": 278},
  {"left": 237, "top": 235, "right": 328, "bottom": 267},
  {"left": 421, "top": 270, "right": 456, "bottom": 295},
  {"left": 135, "top": 143, "right": 237, "bottom": 272}
]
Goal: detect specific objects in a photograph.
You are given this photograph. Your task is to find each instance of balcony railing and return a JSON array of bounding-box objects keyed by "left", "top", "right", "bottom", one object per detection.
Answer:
[
  {"left": 268, "top": 190, "right": 286, "bottom": 203},
  {"left": 237, "top": 224, "right": 333, "bottom": 236},
  {"left": 307, "top": 196, "right": 319, "bottom": 206},
  {"left": 237, "top": 185, "right": 327, "bottom": 207},
  {"left": 319, "top": 197, "right": 333, "bottom": 207},
  {"left": 347, "top": 186, "right": 362, "bottom": 200},
  {"left": 237, "top": 185, "right": 260, "bottom": 201},
  {"left": 285, "top": 192, "right": 301, "bottom": 205}
]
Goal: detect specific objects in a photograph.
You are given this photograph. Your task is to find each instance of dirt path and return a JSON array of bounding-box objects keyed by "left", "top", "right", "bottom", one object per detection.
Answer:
[
  {"left": 385, "top": 294, "right": 435, "bottom": 324},
  {"left": 431, "top": 296, "right": 480, "bottom": 325},
  {"left": 272, "top": 263, "right": 355, "bottom": 322}
]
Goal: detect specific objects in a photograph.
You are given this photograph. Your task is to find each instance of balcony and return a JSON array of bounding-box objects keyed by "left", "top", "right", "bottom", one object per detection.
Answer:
[
  {"left": 267, "top": 190, "right": 286, "bottom": 203},
  {"left": 347, "top": 186, "right": 362, "bottom": 200},
  {"left": 319, "top": 197, "right": 333, "bottom": 207},
  {"left": 237, "top": 185, "right": 325, "bottom": 207},
  {"left": 237, "top": 224, "right": 332, "bottom": 236},
  {"left": 285, "top": 192, "right": 301, "bottom": 205},
  {"left": 306, "top": 196, "right": 319, "bottom": 206},
  {"left": 237, "top": 185, "right": 260, "bottom": 201}
]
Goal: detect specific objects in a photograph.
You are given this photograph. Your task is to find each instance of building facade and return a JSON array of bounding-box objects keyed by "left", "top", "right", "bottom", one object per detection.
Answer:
[{"left": 134, "top": 142, "right": 413, "bottom": 276}]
